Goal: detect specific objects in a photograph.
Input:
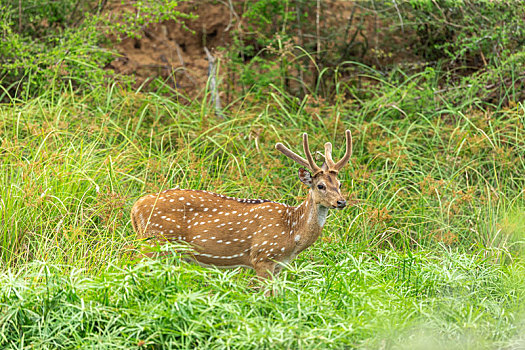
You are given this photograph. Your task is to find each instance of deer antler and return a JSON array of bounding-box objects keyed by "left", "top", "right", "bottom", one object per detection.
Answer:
[
  {"left": 275, "top": 133, "right": 322, "bottom": 174},
  {"left": 302, "top": 133, "right": 322, "bottom": 174},
  {"left": 276, "top": 131, "right": 352, "bottom": 173},
  {"left": 275, "top": 143, "right": 310, "bottom": 169},
  {"left": 324, "top": 142, "right": 335, "bottom": 169},
  {"left": 333, "top": 130, "right": 352, "bottom": 171},
  {"left": 321, "top": 130, "right": 353, "bottom": 172}
]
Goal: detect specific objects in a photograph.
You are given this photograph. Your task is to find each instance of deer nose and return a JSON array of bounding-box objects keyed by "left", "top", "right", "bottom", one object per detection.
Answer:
[{"left": 337, "top": 200, "right": 346, "bottom": 208}]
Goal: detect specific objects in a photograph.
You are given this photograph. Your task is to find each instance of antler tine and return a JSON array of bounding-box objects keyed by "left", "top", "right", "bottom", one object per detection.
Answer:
[
  {"left": 324, "top": 142, "right": 336, "bottom": 169},
  {"left": 302, "top": 133, "right": 322, "bottom": 173},
  {"left": 334, "top": 130, "right": 353, "bottom": 170},
  {"left": 275, "top": 143, "right": 311, "bottom": 169}
]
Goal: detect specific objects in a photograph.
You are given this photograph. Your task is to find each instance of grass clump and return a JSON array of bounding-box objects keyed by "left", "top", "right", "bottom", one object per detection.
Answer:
[{"left": 1, "top": 247, "right": 524, "bottom": 349}]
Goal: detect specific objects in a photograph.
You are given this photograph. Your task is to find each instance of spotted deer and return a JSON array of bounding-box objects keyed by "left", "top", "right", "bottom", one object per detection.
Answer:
[{"left": 131, "top": 130, "right": 352, "bottom": 280}]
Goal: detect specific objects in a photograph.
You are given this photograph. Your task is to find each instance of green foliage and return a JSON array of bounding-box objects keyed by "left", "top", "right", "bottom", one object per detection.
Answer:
[
  {"left": 97, "top": 0, "right": 195, "bottom": 39},
  {"left": 404, "top": 0, "right": 525, "bottom": 64},
  {"left": 0, "top": 1, "right": 109, "bottom": 100},
  {"left": 223, "top": 0, "right": 302, "bottom": 97},
  {"left": 1, "top": 0, "right": 89, "bottom": 37},
  {"left": 221, "top": 1, "right": 525, "bottom": 101},
  {"left": 242, "top": 0, "right": 297, "bottom": 45},
  {"left": 0, "top": 0, "right": 192, "bottom": 101},
  {"left": 0, "top": 249, "right": 524, "bottom": 348}
]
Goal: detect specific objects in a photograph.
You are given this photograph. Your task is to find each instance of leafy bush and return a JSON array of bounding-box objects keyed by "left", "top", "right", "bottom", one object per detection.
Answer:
[
  {"left": 0, "top": 0, "right": 192, "bottom": 101},
  {"left": 0, "top": 0, "right": 110, "bottom": 101},
  {"left": 402, "top": 0, "right": 525, "bottom": 65},
  {"left": 220, "top": 0, "right": 525, "bottom": 103}
]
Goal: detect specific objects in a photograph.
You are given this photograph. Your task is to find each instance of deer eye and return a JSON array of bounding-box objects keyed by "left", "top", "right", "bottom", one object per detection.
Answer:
[{"left": 317, "top": 184, "right": 325, "bottom": 190}]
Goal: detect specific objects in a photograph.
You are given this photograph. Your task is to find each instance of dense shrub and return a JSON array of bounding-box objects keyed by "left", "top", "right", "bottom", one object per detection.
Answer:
[
  {"left": 0, "top": 0, "right": 109, "bottom": 101},
  {"left": 0, "top": 0, "right": 191, "bottom": 101},
  {"left": 221, "top": 0, "right": 525, "bottom": 101},
  {"left": 402, "top": 0, "right": 525, "bottom": 65}
]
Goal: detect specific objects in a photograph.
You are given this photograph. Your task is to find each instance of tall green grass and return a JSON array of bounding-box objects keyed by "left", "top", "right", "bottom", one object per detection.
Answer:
[
  {"left": 0, "top": 248, "right": 524, "bottom": 348},
  {"left": 0, "top": 68, "right": 524, "bottom": 347}
]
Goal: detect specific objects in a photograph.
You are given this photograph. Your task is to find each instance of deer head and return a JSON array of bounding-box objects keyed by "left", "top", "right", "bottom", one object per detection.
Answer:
[{"left": 275, "top": 130, "right": 352, "bottom": 210}]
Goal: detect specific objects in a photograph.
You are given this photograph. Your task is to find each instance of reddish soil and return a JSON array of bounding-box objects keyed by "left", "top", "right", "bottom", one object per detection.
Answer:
[{"left": 106, "top": 1, "right": 234, "bottom": 99}]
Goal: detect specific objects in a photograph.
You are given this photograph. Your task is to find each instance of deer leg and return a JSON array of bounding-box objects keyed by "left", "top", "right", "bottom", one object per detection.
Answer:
[
  {"left": 254, "top": 261, "right": 276, "bottom": 279},
  {"left": 273, "top": 264, "right": 284, "bottom": 276},
  {"left": 254, "top": 261, "right": 277, "bottom": 296}
]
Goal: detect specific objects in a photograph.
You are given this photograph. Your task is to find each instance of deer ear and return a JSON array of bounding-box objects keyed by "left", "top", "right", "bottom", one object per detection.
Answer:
[{"left": 298, "top": 168, "right": 313, "bottom": 187}]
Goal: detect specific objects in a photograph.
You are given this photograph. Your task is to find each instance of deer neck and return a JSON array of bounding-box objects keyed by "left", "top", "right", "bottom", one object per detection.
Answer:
[{"left": 290, "top": 191, "right": 328, "bottom": 249}]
